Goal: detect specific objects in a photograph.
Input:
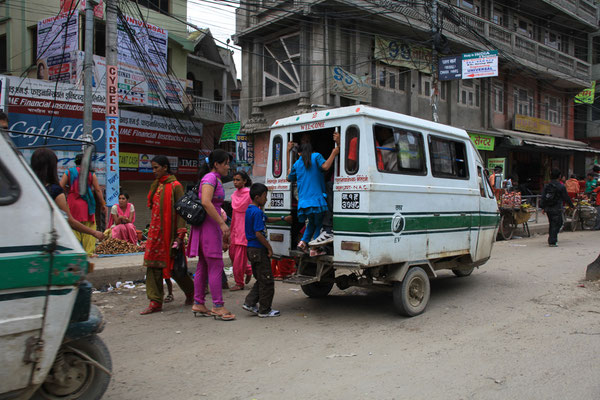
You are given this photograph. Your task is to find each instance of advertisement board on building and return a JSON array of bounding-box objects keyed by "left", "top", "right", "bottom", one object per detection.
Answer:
[
  {"left": 469, "top": 133, "right": 495, "bottom": 151},
  {"left": 119, "top": 110, "right": 201, "bottom": 148},
  {"left": 514, "top": 114, "right": 551, "bottom": 135},
  {"left": 37, "top": 11, "right": 79, "bottom": 62},
  {"left": 438, "top": 55, "right": 462, "bottom": 81},
  {"left": 139, "top": 154, "right": 154, "bottom": 173},
  {"left": 5, "top": 76, "right": 107, "bottom": 150},
  {"left": 374, "top": 36, "right": 432, "bottom": 73},
  {"left": 117, "top": 14, "right": 168, "bottom": 74},
  {"left": 487, "top": 158, "right": 506, "bottom": 173},
  {"left": 329, "top": 66, "right": 371, "bottom": 103},
  {"left": 119, "top": 152, "right": 139, "bottom": 171},
  {"left": 462, "top": 50, "right": 498, "bottom": 80}
]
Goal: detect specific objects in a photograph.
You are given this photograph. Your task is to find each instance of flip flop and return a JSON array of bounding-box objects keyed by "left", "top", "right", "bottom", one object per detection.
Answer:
[
  {"left": 211, "top": 308, "right": 236, "bottom": 321},
  {"left": 229, "top": 285, "right": 244, "bottom": 291},
  {"left": 192, "top": 304, "right": 212, "bottom": 317},
  {"left": 164, "top": 294, "right": 174, "bottom": 303}
]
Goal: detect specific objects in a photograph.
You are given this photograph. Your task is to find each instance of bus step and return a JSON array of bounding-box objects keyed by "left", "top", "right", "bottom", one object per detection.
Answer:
[{"left": 282, "top": 274, "right": 318, "bottom": 285}]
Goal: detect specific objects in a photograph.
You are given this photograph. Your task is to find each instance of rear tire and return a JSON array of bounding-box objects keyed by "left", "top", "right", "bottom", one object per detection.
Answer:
[
  {"left": 570, "top": 209, "right": 579, "bottom": 232},
  {"left": 393, "top": 267, "right": 430, "bottom": 317},
  {"left": 33, "top": 335, "right": 111, "bottom": 400},
  {"left": 452, "top": 266, "right": 475, "bottom": 277}
]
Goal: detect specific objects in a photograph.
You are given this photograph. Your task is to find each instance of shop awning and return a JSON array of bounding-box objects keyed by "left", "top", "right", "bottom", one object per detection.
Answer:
[
  {"left": 495, "top": 129, "right": 600, "bottom": 154},
  {"left": 220, "top": 121, "right": 241, "bottom": 142}
]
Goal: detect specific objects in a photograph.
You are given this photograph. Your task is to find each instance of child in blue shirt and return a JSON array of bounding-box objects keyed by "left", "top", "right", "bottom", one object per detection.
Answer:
[{"left": 243, "top": 183, "right": 292, "bottom": 318}]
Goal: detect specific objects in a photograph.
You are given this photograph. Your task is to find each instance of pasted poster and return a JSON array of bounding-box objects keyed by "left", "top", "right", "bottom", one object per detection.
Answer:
[
  {"left": 374, "top": 36, "right": 431, "bottom": 73},
  {"left": 329, "top": 66, "right": 371, "bottom": 103},
  {"left": 117, "top": 14, "right": 168, "bottom": 74},
  {"left": 138, "top": 154, "right": 154, "bottom": 173}
]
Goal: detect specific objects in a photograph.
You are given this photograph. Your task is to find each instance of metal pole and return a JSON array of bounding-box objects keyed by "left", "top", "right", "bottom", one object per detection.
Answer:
[
  {"left": 83, "top": 0, "right": 96, "bottom": 144},
  {"left": 430, "top": 0, "right": 439, "bottom": 122}
]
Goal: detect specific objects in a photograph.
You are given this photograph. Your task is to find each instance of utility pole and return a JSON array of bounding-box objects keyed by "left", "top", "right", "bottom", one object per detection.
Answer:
[
  {"left": 82, "top": 0, "right": 96, "bottom": 144},
  {"left": 430, "top": 0, "right": 439, "bottom": 122},
  {"left": 104, "top": 0, "right": 120, "bottom": 207}
]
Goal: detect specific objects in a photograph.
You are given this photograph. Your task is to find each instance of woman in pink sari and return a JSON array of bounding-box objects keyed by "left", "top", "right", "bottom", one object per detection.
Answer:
[
  {"left": 229, "top": 171, "right": 253, "bottom": 290},
  {"left": 109, "top": 192, "right": 137, "bottom": 244}
]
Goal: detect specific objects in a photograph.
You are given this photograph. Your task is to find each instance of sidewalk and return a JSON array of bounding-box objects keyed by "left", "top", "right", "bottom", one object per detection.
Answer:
[{"left": 87, "top": 218, "right": 551, "bottom": 288}]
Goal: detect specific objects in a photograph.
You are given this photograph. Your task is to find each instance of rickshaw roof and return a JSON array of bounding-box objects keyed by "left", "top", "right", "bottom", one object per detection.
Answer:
[{"left": 270, "top": 105, "right": 470, "bottom": 140}]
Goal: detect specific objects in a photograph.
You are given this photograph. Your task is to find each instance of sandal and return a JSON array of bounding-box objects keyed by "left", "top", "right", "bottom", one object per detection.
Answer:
[
  {"left": 211, "top": 307, "right": 236, "bottom": 321},
  {"left": 164, "top": 294, "right": 174, "bottom": 303},
  {"left": 192, "top": 304, "right": 212, "bottom": 317},
  {"left": 297, "top": 241, "right": 308, "bottom": 253},
  {"left": 229, "top": 285, "right": 244, "bottom": 291},
  {"left": 140, "top": 301, "right": 162, "bottom": 315}
]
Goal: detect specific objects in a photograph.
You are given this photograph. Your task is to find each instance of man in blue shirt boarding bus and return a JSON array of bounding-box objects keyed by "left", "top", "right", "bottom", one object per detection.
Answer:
[{"left": 243, "top": 183, "right": 292, "bottom": 318}]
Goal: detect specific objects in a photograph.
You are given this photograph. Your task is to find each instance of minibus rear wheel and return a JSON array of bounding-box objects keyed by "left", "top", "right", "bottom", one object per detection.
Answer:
[{"left": 393, "top": 266, "right": 430, "bottom": 317}]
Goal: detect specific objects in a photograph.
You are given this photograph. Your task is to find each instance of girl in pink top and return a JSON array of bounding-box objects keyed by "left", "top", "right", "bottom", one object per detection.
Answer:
[{"left": 229, "top": 171, "right": 253, "bottom": 290}]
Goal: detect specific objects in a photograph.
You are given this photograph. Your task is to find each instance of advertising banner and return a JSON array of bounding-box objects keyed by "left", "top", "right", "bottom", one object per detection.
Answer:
[
  {"left": 487, "top": 158, "right": 505, "bottom": 173},
  {"left": 118, "top": 14, "right": 168, "bottom": 74},
  {"left": 374, "top": 36, "right": 431, "bottom": 72},
  {"left": 178, "top": 157, "right": 199, "bottom": 174},
  {"left": 119, "top": 152, "right": 139, "bottom": 171},
  {"left": 438, "top": 55, "right": 462, "bottom": 81},
  {"left": 462, "top": 50, "right": 498, "bottom": 80},
  {"left": 575, "top": 81, "right": 596, "bottom": 104},
  {"left": 220, "top": 121, "right": 240, "bottom": 142},
  {"left": 119, "top": 110, "right": 201, "bottom": 147},
  {"left": 514, "top": 114, "right": 551, "bottom": 135},
  {"left": 37, "top": 11, "right": 79, "bottom": 61},
  {"left": 329, "top": 66, "right": 372, "bottom": 103},
  {"left": 469, "top": 133, "right": 495, "bottom": 151},
  {"left": 138, "top": 154, "right": 154, "bottom": 173}
]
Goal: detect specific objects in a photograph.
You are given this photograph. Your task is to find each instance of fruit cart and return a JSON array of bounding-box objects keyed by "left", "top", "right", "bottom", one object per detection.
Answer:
[
  {"left": 564, "top": 196, "right": 597, "bottom": 231},
  {"left": 498, "top": 192, "right": 534, "bottom": 240}
]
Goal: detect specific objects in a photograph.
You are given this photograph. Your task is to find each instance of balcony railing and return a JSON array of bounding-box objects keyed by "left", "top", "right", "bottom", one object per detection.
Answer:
[
  {"left": 443, "top": 7, "right": 591, "bottom": 83},
  {"left": 549, "top": 0, "right": 597, "bottom": 26},
  {"left": 192, "top": 96, "right": 237, "bottom": 123}
]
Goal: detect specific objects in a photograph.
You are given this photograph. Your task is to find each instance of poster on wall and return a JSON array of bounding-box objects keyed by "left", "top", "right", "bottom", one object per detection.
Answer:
[
  {"left": 117, "top": 14, "right": 168, "bottom": 74},
  {"left": 139, "top": 154, "right": 154, "bottom": 173}
]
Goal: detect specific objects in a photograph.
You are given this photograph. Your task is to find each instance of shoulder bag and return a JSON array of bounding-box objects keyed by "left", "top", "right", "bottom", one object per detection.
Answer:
[{"left": 174, "top": 185, "right": 206, "bottom": 225}]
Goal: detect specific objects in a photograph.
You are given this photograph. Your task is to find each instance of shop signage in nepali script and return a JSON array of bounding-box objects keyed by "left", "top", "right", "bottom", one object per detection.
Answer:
[
  {"left": 468, "top": 134, "right": 495, "bottom": 151},
  {"left": 374, "top": 37, "right": 432, "bottom": 73}
]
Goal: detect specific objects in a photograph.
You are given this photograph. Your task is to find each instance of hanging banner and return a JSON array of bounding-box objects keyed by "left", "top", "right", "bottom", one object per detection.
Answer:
[
  {"left": 374, "top": 36, "right": 431, "bottom": 72},
  {"left": 37, "top": 11, "right": 79, "bottom": 61},
  {"left": 105, "top": 64, "right": 119, "bottom": 207},
  {"left": 220, "top": 121, "right": 240, "bottom": 142},
  {"left": 117, "top": 14, "right": 168, "bottom": 74},
  {"left": 462, "top": 50, "right": 498, "bottom": 79},
  {"left": 329, "top": 66, "right": 372, "bottom": 103},
  {"left": 575, "top": 81, "right": 596, "bottom": 104}
]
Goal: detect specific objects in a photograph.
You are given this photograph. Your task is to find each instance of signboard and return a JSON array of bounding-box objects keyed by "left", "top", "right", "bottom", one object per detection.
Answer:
[
  {"left": 179, "top": 158, "right": 199, "bottom": 174},
  {"left": 236, "top": 133, "right": 250, "bottom": 163},
  {"left": 374, "top": 37, "right": 431, "bottom": 72},
  {"left": 469, "top": 133, "right": 495, "bottom": 151},
  {"left": 118, "top": 14, "right": 168, "bottom": 74},
  {"left": 138, "top": 154, "right": 154, "bottom": 173},
  {"left": 119, "top": 110, "right": 201, "bottom": 147},
  {"left": 514, "top": 114, "right": 551, "bottom": 135},
  {"left": 0, "top": 76, "right": 7, "bottom": 112},
  {"left": 105, "top": 117, "right": 119, "bottom": 206},
  {"left": 462, "top": 50, "right": 498, "bottom": 80},
  {"left": 37, "top": 11, "right": 79, "bottom": 61},
  {"left": 329, "top": 66, "right": 372, "bottom": 103},
  {"left": 119, "top": 152, "right": 139, "bottom": 171},
  {"left": 60, "top": 0, "right": 104, "bottom": 18},
  {"left": 487, "top": 158, "right": 505, "bottom": 173},
  {"left": 575, "top": 81, "right": 596, "bottom": 104},
  {"left": 220, "top": 121, "right": 240, "bottom": 142},
  {"left": 438, "top": 55, "right": 462, "bottom": 81}
]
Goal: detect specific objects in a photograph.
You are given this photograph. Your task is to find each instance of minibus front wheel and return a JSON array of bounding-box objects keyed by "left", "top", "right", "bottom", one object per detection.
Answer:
[{"left": 393, "top": 266, "right": 430, "bottom": 317}]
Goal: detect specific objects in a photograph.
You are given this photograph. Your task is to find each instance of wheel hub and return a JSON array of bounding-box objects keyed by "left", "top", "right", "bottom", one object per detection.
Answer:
[
  {"left": 42, "top": 353, "right": 91, "bottom": 398},
  {"left": 408, "top": 277, "right": 424, "bottom": 306}
]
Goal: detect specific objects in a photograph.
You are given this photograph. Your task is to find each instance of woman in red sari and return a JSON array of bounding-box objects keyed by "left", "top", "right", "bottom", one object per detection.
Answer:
[
  {"left": 109, "top": 192, "right": 137, "bottom": 244},
  {"left": 140, "top": 156, "right": 194, "bottom": 315}
]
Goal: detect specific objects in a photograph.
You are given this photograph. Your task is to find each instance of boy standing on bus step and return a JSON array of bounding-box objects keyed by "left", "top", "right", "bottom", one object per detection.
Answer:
[{"left": 242, "top": 183, "right": 292, "bottom": 318}]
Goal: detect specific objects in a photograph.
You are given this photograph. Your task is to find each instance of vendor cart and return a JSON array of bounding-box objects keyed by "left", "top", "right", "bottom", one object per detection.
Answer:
[
  {"left": 564, "top": 196, "right": 597, "bottom": 231},
  {"left": 497, "top": 192, "right": 535, "bottom": 240}
]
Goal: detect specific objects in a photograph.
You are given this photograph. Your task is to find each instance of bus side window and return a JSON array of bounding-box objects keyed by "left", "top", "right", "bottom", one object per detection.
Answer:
[
  {"left": 345, "top": 126, "right": 359, "bottom": 175},
  {"left": 477, "top": 167, "right": 486, "bottom": 197},
  {"left": 0, "top": 159, "right": 20, "bottom": 206},
  {"left": 429, "top": 136, "right": 469, "bottom": 179},
  {"left": 272, "top": 135, "right": 283, "bottom": 178}
]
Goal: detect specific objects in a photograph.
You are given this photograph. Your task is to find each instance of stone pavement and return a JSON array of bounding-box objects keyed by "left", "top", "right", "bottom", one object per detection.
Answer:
[{"left": 87, "top": 217, "right": 552, "bottom": 288}]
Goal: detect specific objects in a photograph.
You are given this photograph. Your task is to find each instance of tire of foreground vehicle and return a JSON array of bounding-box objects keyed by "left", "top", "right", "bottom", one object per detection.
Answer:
[
  {"left": 301, "top": 281, "right": 334, "bottom": 298},
  {"left": 33, "top": 335, "right": 112, "bottom": 400},
  {"left": 393, "top": 266, "right": 431, "bottom": 317},
  {"left": 452, "top": 266, "right": 475, "bottom": 277}
]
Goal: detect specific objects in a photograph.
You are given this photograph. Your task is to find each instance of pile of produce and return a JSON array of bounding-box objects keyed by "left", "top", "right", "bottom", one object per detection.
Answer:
[{"left": 96, "top": 238, "right": 144, "bottom": 255}]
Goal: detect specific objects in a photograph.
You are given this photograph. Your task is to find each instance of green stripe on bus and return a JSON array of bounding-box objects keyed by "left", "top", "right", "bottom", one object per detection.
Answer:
[{"left": 0, "top": 252, "right": 88, "bottom": 291}]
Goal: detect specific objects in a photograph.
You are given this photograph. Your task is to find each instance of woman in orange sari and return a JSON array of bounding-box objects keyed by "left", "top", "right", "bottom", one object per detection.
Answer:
[{"left": 140, "top": 156, "right": 194, "bottom": 315}]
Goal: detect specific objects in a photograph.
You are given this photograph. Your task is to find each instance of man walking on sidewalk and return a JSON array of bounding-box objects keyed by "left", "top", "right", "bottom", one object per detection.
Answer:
[{"left": 541, "top": 168, "right": 573, "bottom": 247}]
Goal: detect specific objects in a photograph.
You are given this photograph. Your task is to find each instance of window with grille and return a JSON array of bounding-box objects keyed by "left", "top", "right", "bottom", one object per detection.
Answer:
[
  {"left": 514, "top": 87, "right": 534, "bottom": 117},
  {"left": 493, "top": 84, "right": 504, "bottom": 114},
  {"left": 263, "top": 33, "right": 300, "bottom": 98},
  {"left": 544, "top": 95, "right": 562, "bottom": 125},
  {"left": 374, "top": 62, "right": 407, "bottom": 93},
  {"left": 458, "top": 79, "right": 479, "bottom": 108}
]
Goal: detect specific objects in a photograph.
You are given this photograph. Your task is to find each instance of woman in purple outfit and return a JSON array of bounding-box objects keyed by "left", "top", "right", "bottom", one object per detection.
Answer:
[{"left": 187, "top": 149, "right": 235, "bottom": 321}]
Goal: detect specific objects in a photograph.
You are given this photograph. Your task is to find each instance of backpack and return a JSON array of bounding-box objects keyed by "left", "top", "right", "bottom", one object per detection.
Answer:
[{"left": 541, "top": 183, "right": 561, "bottom": 208}]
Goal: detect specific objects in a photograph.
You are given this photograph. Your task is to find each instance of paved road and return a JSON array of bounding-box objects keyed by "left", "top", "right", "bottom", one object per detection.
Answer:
[{"left": 97, "top": 231, "right": 600, "bottom": 400}]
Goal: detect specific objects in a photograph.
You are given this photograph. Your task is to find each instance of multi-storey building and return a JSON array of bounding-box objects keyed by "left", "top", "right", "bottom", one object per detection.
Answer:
[
  {"left": 235, "top": 0, "right": 600, "bottom": 190},
  {"left": 0, "top": 1, "right": 238, "bottom": 228}
]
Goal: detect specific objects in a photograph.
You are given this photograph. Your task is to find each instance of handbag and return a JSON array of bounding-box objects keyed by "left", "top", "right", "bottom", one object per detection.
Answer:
[
  {"left": 174, "top": 185, "right": 206, "bottom": 225},
  {"left": 172, "top": 247, "right": 188, "bottom": 280}
]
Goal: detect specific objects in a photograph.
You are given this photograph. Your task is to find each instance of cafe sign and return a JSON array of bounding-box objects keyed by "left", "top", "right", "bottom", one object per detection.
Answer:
[
  {"left": 469, "top": 133, "right": 495, "bottom": 151},
  {"left": 513, "top": 114, "right": 551, "bottom": 135}
]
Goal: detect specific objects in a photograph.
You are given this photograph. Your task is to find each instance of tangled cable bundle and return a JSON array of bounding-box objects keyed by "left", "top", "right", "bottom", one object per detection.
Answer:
[{"left": 96, "top": 238, "right": 144, "bottom": 255}]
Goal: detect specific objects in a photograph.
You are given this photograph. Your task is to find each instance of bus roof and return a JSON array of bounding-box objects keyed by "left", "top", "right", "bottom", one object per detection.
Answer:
[{"left": 270, "top": 105, "right": 470, "bottom": 140}]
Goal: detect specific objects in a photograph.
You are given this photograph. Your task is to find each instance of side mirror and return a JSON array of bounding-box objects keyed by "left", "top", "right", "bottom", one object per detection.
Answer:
[{"left": 78, "top": 144, "right": 94, "bottom": 196}]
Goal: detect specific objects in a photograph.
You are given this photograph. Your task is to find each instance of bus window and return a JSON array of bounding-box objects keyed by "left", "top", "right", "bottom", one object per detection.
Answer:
[
  {"left": 272, "top": 135, "right": 283, "bottom": 177},
  {"left": 429, "top": 136, "right": 469, "bottom": 179},
  {"left": 374, "top": 124, "right": 426, "bottom": 175},
  {"left": 345, "top": 125, "right": 359, "bottom": 175},
  {"left": 477, "top": 167, "right": 486, "bottom": 197}
]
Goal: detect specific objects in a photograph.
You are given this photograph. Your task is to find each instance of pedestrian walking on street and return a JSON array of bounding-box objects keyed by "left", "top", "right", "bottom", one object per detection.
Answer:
[
  {"left": 541, "top": 168, "right": 573, "bottom": 247},
  {"left": 228, "top": 171, "right": 253, "bottom": 291},
  {"left": 242, "top": 183, "right": 292, "bottom": 318},
  {"left": 187, "top": 149, "right": 236, "bottom": 321},
  {"left": 140, "top": 156, "right": 194, "bottom": 315}
]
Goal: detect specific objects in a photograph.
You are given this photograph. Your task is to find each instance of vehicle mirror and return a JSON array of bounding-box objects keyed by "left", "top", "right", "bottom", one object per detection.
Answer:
[{"left": 78, "top": 144, "right": 94, "bottom": 196}]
